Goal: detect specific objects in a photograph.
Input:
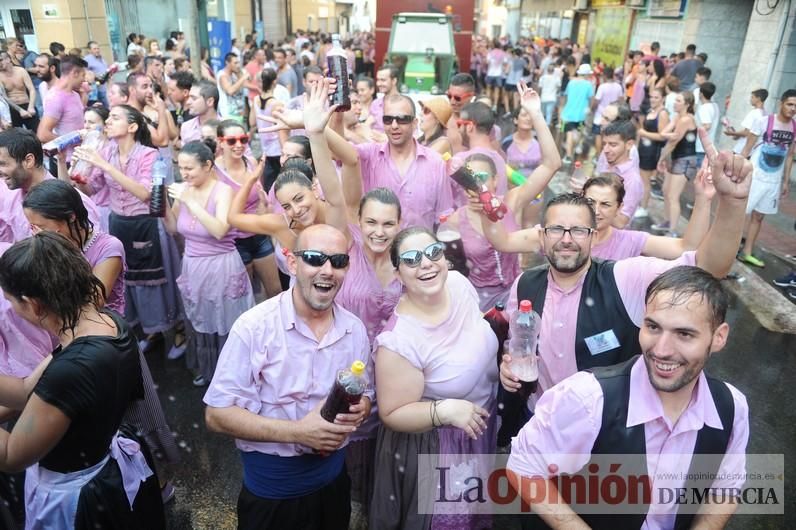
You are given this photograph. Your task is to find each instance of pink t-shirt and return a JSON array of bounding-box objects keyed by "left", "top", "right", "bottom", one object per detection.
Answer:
[
  {"left": 508, "top": 358, "right": 749, "bottom": 530},
  {"left": 376, "top": 271, "right": 498, "bottom": 409},
  {"left": 42, "top": 87, "right": 85, "bottom": 160},
  {"left": 591, "top": 228, "right": 649, "bottom": 261},
  {"left": 83, "top": 231, "right": 126, "bottom": 314},
  {"left": 355, "top": 140, "right": 453, "bottom": 229},
  {"left": 593, "top": 81, "right": 624, "bottom": 125},
  {"left": 506, "top": 252, "right": 697, "bottom": 397}
]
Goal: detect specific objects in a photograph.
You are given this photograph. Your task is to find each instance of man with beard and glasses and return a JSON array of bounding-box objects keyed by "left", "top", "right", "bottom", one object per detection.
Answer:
[
  {"left": 496, "top": 144, "right": 751, "bottom": 409},
  {"left": 507, "top": 266, "right": 749, "bottom": 530},
  {"left": 204, "top": 223, "right": 372, "bottom": 530}
]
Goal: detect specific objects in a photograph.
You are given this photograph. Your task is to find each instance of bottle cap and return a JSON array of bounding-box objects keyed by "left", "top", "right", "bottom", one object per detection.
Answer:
[
  {"left": 495, "top": 302, "right": 505, "bottom": 311},
  {"left": 575, "top": 161, "right": 582, "bottom": 168},
  {"left": 350, "top": 360, "right": 365, "bottom": 376},
  {"left": 441, "top": 152, "right": 452, "bottom": 161},
  {"left": 519, "top": 300, "right": 532, "bottom": 312},
  {"left": 439, "top": 214, "right": 448, "bottom": 223}
]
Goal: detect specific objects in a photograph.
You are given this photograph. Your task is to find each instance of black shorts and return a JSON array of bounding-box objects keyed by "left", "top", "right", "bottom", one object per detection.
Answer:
[
  {"left": 234, "top": 234, "right": 274, "bottom": 264},
  {"left": 504, "top": 83, "right": 518, "bottom": 93},
  {"left": 563, "top": 121, "right": 583, "bottom": 133}
]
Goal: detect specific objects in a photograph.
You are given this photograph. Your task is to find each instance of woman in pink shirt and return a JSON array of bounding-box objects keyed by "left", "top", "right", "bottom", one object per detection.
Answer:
[
  {"left": 583, "top": 172, "right": 713, "bottom": 261},
  {"left": 370, "top": 227, "right": 498, "bottom": 529},
  {"left": 214, "top": 119, "right": 282, "bottom": 298},
  {"left": 72, "top": 104, "right": 185, "bottom": 359},
  {"left": 164, "top": 140, "right": 255, "bottom": 387}
]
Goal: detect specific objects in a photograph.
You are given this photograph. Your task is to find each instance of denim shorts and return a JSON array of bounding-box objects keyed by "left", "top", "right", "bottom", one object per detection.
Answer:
[
  {"left": 485, "top": 75, "right": 504, "bottom": 87},
  {"left": 671, "top": 156, "right": 699, "bottom": 180},
  {"left": 234, "top": 234, "right": 274, "bottom": 264}
]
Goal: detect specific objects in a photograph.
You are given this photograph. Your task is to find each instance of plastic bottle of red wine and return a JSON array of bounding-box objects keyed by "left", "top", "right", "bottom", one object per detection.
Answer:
[
  {"left": 321, "top": 361, "right": 366, "bottom": 422},
  {"left": 508, "top": 300, "right": 540, "bottom": 399},
  {"left": 149, "top": 158, "right": 168, "bottom": 217},
  {"left": 326, "top": 34, "right": 351, "bottom": 112}
]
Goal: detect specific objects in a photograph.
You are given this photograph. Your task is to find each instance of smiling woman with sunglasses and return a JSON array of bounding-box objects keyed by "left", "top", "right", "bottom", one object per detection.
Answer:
[
  {"left": 370, "top": 227, "right": 499, "bottom": 529},
  {"left": 214, "top": 120, "right": 282, "bottom": 300}
]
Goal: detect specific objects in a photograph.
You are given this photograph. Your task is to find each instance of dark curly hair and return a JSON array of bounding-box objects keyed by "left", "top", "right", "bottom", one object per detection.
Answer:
[
  {"left": 22, "top": 179, "right": 94, "bottom": 249},
  {"left": 0, "top": 232, "right": 106, "bottom": 335}
]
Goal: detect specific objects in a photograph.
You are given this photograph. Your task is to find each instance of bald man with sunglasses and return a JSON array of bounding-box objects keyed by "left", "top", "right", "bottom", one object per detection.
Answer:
[{"left": 205, "top": 223, "right": 372, "bottom": 530}]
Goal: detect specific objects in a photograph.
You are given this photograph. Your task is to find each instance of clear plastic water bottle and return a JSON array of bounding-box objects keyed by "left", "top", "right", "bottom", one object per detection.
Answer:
[
  {"left": 42, "top": 131, "right": 83, "bottom": 156},
  {"left": 149, "top": 158, "right": 168, "bottom": 217},
  {"left": 69, "top": 128, "right": 103, "bottom": 185},
  {"left": 569, "top": 160, "right": 587, "bottom": 192},
  {"left": 327, "top": 34, "right": 351, "bottom": 112},
  {"left": 508, "top": 300, "right": 540, "bottom": 398},
  {"left": 321, "top": 361, "right": 366, "bottom": 422}
]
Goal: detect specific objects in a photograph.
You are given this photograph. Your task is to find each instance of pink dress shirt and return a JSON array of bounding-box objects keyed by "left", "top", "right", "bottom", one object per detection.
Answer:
[
  {"left": 180, "top": 117, "right": 202, "bottom": 144},
  {"left": 90, "top": 141, "right": 157, "bottom": 217},
  {"left": 507, "top": 357, "right": 749, "bottom": 530},
  {"left": 355, "top": 140, "right": 454, "bottom": 229},
  {"left": 203, "top": 288, "right": 372, "bottom": 456},
  {"left": 591, "top": 228, "right": 650, "bottom": 261},
  {"left": 369, "top": 96, "right": 385, "bottom": 132},
  {"left": 597, "top": 148, "right": 643, "bottom": 219},
  {"left": 506, "top": 252, "right": 697, "bottom": 397}
]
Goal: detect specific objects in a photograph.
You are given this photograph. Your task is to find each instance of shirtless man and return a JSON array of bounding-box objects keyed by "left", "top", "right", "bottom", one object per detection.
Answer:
[{"left": 0, "top": 51, "right": 38, "bottom": 131}]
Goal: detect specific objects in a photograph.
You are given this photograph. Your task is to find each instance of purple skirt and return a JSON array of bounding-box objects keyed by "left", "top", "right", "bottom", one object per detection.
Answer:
[
  {"left": 369, "top": 402, "right": 497, "bottom": 530},
  {"left": 124, "top": 221, "right": 183, "bottom": 335},
  {"left": 176, "top": 249, "right": 254, "bottom": 335}
]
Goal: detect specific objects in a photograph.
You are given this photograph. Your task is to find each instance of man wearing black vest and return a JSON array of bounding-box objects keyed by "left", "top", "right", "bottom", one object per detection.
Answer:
[
  {"left": 498, "top": 147, "right": 752, "bottom": 402},
  {"left": 506, "top": 266, "right": 749, "bottom": 529}
]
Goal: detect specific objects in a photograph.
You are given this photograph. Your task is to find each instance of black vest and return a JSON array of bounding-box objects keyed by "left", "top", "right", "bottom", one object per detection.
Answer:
[
  {"left": 522, "top": 357, "right": 736, "bottom": 530},
  {"left": 516, "top": 259, "right": 639, "bottom": 371}
]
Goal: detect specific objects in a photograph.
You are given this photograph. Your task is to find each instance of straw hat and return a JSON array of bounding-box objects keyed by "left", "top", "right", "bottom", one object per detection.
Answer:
[{"left": 420, "top": 97, "right": 452, "bottom": 126}]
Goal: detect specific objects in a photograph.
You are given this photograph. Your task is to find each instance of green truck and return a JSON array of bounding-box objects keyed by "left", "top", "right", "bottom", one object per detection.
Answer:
[{"left": 385, "top": 13, "right": 458, "bottom": 97}]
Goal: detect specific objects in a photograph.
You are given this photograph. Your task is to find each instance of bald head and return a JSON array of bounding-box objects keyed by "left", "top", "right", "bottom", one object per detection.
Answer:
[{"left": 295, "top": 224, "right": 347, "bottom": 254}]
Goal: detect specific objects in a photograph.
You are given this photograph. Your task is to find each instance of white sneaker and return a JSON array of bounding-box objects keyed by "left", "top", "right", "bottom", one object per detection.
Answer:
[
  {"left": 167, "top": 343, "right": 186, "bottom": 360},
  {"left": 633, "top": 207, "right": 649, "bottom": 218}
]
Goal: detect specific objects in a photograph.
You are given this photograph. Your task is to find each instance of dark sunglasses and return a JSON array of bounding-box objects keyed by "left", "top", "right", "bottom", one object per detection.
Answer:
[
  {"left": 382, "top": 114, "right": 413, "bottom": 125},
  {"left": 295, "top": 250, "right": 350, "bottom": 269},
  {"left": 398, "top": 242, "right": 445, "bottom": 268},
  {"left": 446, "top": 91, "right": 474, "bottom": 102},
  {"left": 220, "top": 134, "right": 250, "bottom": 146}
]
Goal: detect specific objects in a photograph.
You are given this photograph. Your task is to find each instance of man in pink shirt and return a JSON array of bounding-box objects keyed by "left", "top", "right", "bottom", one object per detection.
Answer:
[
  {"left": 369, "top": 64, "right": 400, "bottom": 133},
  {"left": 327, "top": 94, "right": 454, "bottom": 229},
  {"left": 204, "top": 224, "right": 372, "bottom": 529},
  {"left": 36, "top": 55, "right": 87, "bottom": 163},
  {"left": 499, "top": 148, "right": 751, "bottom": 403},
  {"left": 181, "top": 80, "right": 219, "bottom": 144},
  {"left": 0, "top": 128, "right": 100, "bottom": 243},
  {"left": 600, "top": 120, "right": 644, "bottom": 226},
  {"left": 507, "top": 266, "right": 749, "bottom": 529}
]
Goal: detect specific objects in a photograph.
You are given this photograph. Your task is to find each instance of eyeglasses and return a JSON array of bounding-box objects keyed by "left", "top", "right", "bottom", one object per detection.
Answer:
[
  {"left": 446, "top": 91, "right": 474, "bottom": 102},
  {"left": 398, "top": 242, "right": 445, "bottom": 268},
  {"left": 294, "top": 250, "right": 350, "bottom": 269},
  {"left": 456, "top": 119, "right": 474, "bottom": 128},
  {"left": 543, "top": 226, "right": 594, "bottom": 240},
  {"left": 382, "top": 114, "right": 413, "bottom": 125},
  {"left": 220, "top": 134, "right": 250, "bottom": 146}
]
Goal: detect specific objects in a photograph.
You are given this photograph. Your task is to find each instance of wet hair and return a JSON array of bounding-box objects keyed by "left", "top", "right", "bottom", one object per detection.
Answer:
[
  {"left": 303, "top": 65, "right": 323, "bottom": 80},
  {"left": 665, "top": 76, "right": 680, "bottom": 93},
  {"left": 260, "top": 68, "right": 277, "bottom": 92},
  {"left": 283, "top": 135, "right": 313, "bottom": 162},
  {"left": 697, "top": 52, "right": 708, "bottom": 64},
  {"left": 0, "top": 232, "right": 106, "bottom": 335},
  {"left": 681, "top": 91, "right": 696, "bottom": 114},
  {"left": 358, "top": 187, "right": 402, "bottom": 220},
  {"left": 378, "top": 64, "right": 400, "bottom": 80},
  {"left": 127, "top": 33, "right": 138, "bottom": 45},
  {"left": 465, "top": 153, "right": 497, "bottom": 177},
  {"left": 127, "top": 54, "right": 143, "bottom": 70},
  {"left": 781, "top": 89, "right": 796, "bottom": 102},
  {"left": 115, "top": 104, "right": 154, "bottom": 147},
  {"left": 110, "top": 82, "right": 130, "bottom": 100},
  {"left": 686, "top": 44, "right": 697, "bottom": 54},
  {"left": 699, "top": 82, "right": 716, "bottom": 100},
  {"left": 582, "top": 173, "right": 626, "bottom": 206},
  {"left": 195, "top": 80, "right": 220, "bottom": 111},
  {"left": 751, "top": 89, "right": 768, "bottom": 103},
  {"left": 602, "top": 120, "right": 636, "bottom": 142},
  {"left": 461, "top": 102, "right": 495, "bottom": 134},
  {"left": 603, "top": 66, "right": 615, "bottom": 80},
  {"left": 384, "top": 94, "right": 416, "bottom": 118},
  {"left": 543, "top": 192, "right": 597, "bottom": 228},
  {"left": 22, "top": 179, "right": 94, "bottom": 248},
  {"left": 0, "top": 127, "right": 44, "bottom": 168},
  {"left": 60, "top": 55, "right": 87, "bottom": 76},
  {"left": 645, "top": 266, "right": 728, "bottom": 331},
  {"left": 356, "top": 75, "right": 375, "bottom": 92},
  {"left": 450, "top": 72, "right": 475, "bottom": 89},
  {"left": 651, "top": 59, "right": 665, "bottom": 79},
  {"left": 217, "top": 119, "right": 246, "bottom": 138},
  {"left": 144, "top": 55, "right": 163, "bottom": 72},
  {"left": 181, "top": 139, "right": 216, "bottom": 167},
  {"left": 170, "top": 71, "right": 194, "bottom": 91},
  {"left": 389, "top": 227, "right": 438, "bottom": 268},
  {"left": 274, "top": 168, "right": 314, "bottom": 196},
  {"left": 608, "top": 102, "right": 633, "bottom": 122},
  {"left": 282, "top": 157, "right": 315, "bottom": 181},
  {"left": 696, "top": 66, "right": 711, "bottom": 80},
  {"left": 49, "top": 41, "right": 66, "bottom": 55},
  {"left": 224, "top": 52, "right": 237, "bottom": 64},
  {"left": 126, "top": 70, "right": 149, "bottom": 90}
]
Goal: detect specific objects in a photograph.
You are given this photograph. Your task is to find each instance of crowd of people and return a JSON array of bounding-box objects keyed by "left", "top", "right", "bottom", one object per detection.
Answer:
[{"left": 0, "top": 26, "right": 791, "bottom": 529}]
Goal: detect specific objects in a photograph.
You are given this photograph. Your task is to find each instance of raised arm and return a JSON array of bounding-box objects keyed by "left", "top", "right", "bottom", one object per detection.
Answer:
[
  {"left": 505, "top": 82, "right": 561, "bottom": 214},
  {"left": 475, "top": 196, "right": 542, "bottom": 254},
  {"left": 227, "top": 170, "right": 290, "bottom": 236}
]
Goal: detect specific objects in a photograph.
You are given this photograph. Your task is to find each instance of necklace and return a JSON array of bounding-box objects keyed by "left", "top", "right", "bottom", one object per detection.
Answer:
[{"left": 82, "top": 230, "right": 100, "bottom": 253}]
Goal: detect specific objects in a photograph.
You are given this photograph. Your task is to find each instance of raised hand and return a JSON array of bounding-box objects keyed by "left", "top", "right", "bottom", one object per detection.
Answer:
[
  {"left": 693, "top": 165, "right": 716, "bottom": 201},
  {"left": 698, "top": 126, "right": 751, "bottom": 201},
  {"left": 72, "top": 146, "right": 105, "bottom": 169},
  {"left": 303, "top": 77, "right": 339, "bottom": 134},
  {"left": 517, "top": 80, "right": 542, "bottom": 116},
  {"left": 258, "top": 106, "right": 304, "bottom": 133}
]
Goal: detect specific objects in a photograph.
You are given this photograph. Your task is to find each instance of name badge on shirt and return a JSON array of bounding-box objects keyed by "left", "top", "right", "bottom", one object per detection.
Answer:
[{"left": 584, "top": 329, "right": 620, "bottom": 356}]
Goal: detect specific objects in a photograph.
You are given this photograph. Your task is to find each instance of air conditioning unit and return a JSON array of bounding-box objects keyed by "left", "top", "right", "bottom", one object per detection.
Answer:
[
  {"left": 573, "top": 0, "right": 588, "bottom": 9},
  {"left": 627, "top": 0, "right": 646, "bottom": 7}
]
